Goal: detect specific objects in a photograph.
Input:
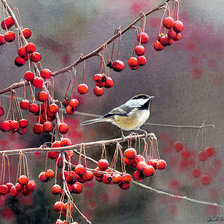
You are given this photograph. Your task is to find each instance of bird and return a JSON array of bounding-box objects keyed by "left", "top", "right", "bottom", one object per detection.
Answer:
[{"left": 80, "top": 94, "right": 155, "bottom": 140}]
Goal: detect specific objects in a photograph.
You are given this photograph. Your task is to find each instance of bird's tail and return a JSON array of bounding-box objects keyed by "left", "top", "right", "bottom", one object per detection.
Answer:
[{"left": 80, "top": 117, "right": 109, "bottom": 126}]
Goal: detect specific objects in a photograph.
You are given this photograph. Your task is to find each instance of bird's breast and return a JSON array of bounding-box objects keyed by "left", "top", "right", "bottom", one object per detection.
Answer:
[{"left": 113, "top": 109, "right": 150, "bottom": 130}]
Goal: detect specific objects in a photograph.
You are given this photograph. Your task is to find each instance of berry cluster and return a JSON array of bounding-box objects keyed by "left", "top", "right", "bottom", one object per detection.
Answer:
[
  {"left": 154, "top": 17, "right": 184, "bottom": 51},
  {"left": 0, "top": 175, "right": 36, "bottom": 197},
  {"left": 123, "top": 148, "right": 167, "bottom": 181}
]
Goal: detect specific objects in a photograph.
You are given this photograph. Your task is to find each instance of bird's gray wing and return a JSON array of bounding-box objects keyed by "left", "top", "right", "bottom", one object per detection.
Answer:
[{"left": 103, "top": 104, "right": 132, "bottom": 118}]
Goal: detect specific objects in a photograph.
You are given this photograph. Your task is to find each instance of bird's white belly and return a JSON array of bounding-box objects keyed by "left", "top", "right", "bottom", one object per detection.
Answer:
[{"left": 134, "top": 109, "right": 150, "bottom": 129}]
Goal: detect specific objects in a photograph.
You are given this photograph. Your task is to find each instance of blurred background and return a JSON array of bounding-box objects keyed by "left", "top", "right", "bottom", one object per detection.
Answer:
[{"left": 0, "top": 0, "right": 224, "bottom": 223}]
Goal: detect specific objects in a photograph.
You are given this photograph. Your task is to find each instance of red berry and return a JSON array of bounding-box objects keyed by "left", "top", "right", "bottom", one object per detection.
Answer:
[
  {"left": 105, "top": 77, "right": 114, "bottom": 88},
  {"left": 148, "top": 159, "right": 158, "bottom": 168},
  {"left": 24, "top": 71, "right": 34, "bottom": 81},
  {"left": 19, "top": 119, "right": 29, "bottom": 128},
  {"left": 26, "top": 180, "right": 36, "bottom": 192},
  {"left": 137, "top": 32, "right": 149, "bottom": 44},
  {"left": 173, "top": 20, "right": 184, "bottom": 33},
  {"left": 137, "top": 56, "right": 146, "bottom": 66},
  {"left": 143, "top": 165, "right": 155, "bottom": 177},
  {"left": 39, "top": 171, "right": 48, "bottom": 182},
  {"left": 0, "top": 106, "right": 4, "bottom": 117},
  {"left": 174, "top": 141, "right": 184, "bottom": 152},
  {"left": 124, "top": 148, "right": 136, "bottom": 159},
  {"left": 29, "top": 103, "right": 39, "bottom": 113},
  {"left": 0, "top": 184, "right": 9, "bottom": 195},
  {"left": 82, "top": 171, "right": 94, "bottom": 181},
  {"left": 135, "top": 45, "right": 145, "bottom": 56},
  {"left": 135, "top": 155, "right": 145, "bottom": 164},
  {"left": 49, "top": 103, "right": 58, "bottom": 113},
  {"left": 123, "top": 157, "right": 134, "bottom": 165},
  {"left": 25, "top": 43, "right": 36, "bottom": 54},
  {"left": 136, "top": 161, "right": 147, "bottom": 172},
  {"left": 59, "top": 122, "right": 69, "bottom": 134},
  {"left": 9, "top": 186, "right": 17, "bottom": 197},
  {"left": 168, "top": 38, "right": 174, "bottom": 45},
  {"left": 0, "top": 34, "right": 6, "bottom": 45},
  {"left": 5, "top": 31, "right": 15, "bottom": 42},
  {"left": 25, "top": 43, "right": 36, "bottom": 53},
  {"left": 163, "top": 17, "right": 174, "bottom": 29},
  {"left": 43, "top": 121, "right": 53, "bottom": 133},
  {"left": 0, "top": 120, "right": 10, "bottom": 132},
  {"left": 168, "top": 29, "right": 177, "bottom": 39},
  {"left": 202, "top": 175, "right": 211, "bottom": 185},
  {"left": 156, "top": 159, "right": 167, "bottom": 170},
  {"left": 98, "top": 159, "right": 109, "bottom": 171},
  {"left": 198, "top": 151, "right": 209, "bottom": 161},
  {"left": 128, "top": 57, "right": 138, "bottom": 67},
  {"left": 10, "top": 120, "right": 19, "bottom": 131},
  {"left": 48, "top": 151, "right": 60, "bottom": 159},
  {"left": 102, "top": 174, "right": 112, "bottom": 184},
  {"left": 93, "top": 73, "right": 103, "bottom": 82},
  {"left": 112, "top": 174, "right": 122, "bottom": 184},
  {"left": 54, "top": 201, "right": 64, "bottom": 212},
  {"left": 192, "top": 168, "right": 201, "bottom": 178},
  {"left": 45, "top": 169, "right": 55, "bottom": 179},
  {"left": 33, "top": 123, "right": 43, "bottom": 134},
  {"left": 174, "top": 33, "right": 181, "bottom": 41},
  {"left": 18, "top": 46, "right": 26, "bottom": 57},
  {"left": 94, "top": 86, "right": 104, "bottom": 96},
  {"left": 18, "top": 175, "right": 29, "bottom": 185},
  {"left": 51, "top": 184, "right": 62, "bottom": 194},
  {"left": 66, "top": 105, "right": 75, "bottom": 115},
  {"left": 75, "top": 164, "right": 86, "bottom": 176},
  {"left": 15, "top": 56, "right": 25, "bottom": 67},
  {"left": 134, "top": 170, "right": 144, "bottom": 181},
  {"left": 119, "top": 182, "right": 130, "bottom": 190},
  {"left": 205, "top": 147, "right": 216, "bottom": 157},
  {"left": 31, "top": 52, "right": 41, "bottom": 62},
  {"left": 112, "top": 60, "right": 125, "bottom": 72},
  {"left": 38, "top": 91, "right": 49, "bottom": 102},
  {"left": 72, "top": 182, "right": 83, "bottom": 194},
  {"left": 22, "top": 28, "right": 32, "bottom": 39},
  {"left": 32, "top": 77, "right": 43, "bottom": 88},
  {"left": 40, "top": 69, "right": 51, "bottom": 79},
  {"left": 15, "top": 183, "right": 22, "bottom": 192},
  {"left": 159, "top": 34, "right": 169, "bottom": 46},
  {"left": 154, "top": 40, "right": 165, "bottom": 51},
  {"left": 60, "top": 138, "right": 72, "bottom": 147},
  {"left": 1, "top": 17, "right": 14, "bottom": 30},
  {"left": 69, "top": 99, "right": 79, "bottom": 108},
  {"left": 78, "top": 84, "right": 88, "bottom": 94},
  {"left": 121, "top": 173, "right": 132, "bottom": 183}
]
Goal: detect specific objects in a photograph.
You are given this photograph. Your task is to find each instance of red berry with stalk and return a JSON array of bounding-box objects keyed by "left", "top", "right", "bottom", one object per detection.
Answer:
[
  {"left": 22, "top": 28, "right": 32, "bottom": 39},
  {"left": 5, "top": 31, "right": 15, "bottom": 42},
  {"left": 49, "top": 103, "right": 58, "bottom": 113},
  {"left": 25, "top": 43, "right": 36, "bottom": 53},
  {"left": 69, "top": 99, "right": 79, "bottom": 108},
  {"left": 156, "top": 159, "right": 167, "bottom": 170},
  {"left": 98, "top": 159, "right": 109, "bottom": 171},
  {"left": 0, "top": 35, "right": 6, "bottom": 45},
  {"left": 59, "top": 122, "right": 69, "bottom": 134},
  {"left": 163, "top": 17, "right": 174, "bottom": 29},
  {"left": 137, "top": 56, "right": 146, "bottom": 66},
  {"left": 40, "top": 69, "right": 52, "bottom": 79},
  {"left": 105, "top": 77, "right": 114, "bottom": 88},
  {"left": 143, "top": 165, "right": 155, "bottom": 177},
  {"left": 94, "top": 86, "right": 104, "bottom": 96},
  {"left": 33, "top": 123, "right": 44, "bottom": 134},
  {"left": 19, "top": 119, "right": 29, "bottom": 128},
  {"left": 1, "top": 17, "right": 14, "bottom": 30},
  {"left": 112, "top": 60, "right": 125, "bottom": 72},
  {"left": 38, "top": 91, "right": 49, "bottom": 102},
  {"left": 159, "top": 34, "right": 169, "bottom": 46},
  {"left": 124, "top": 148, "right": 136, "bottom": 159},
  {"left": 24, "top": 71, "right": 34, "bottom": 81},
  {"left": 18, "top": 46, "right": 27, "bottom": 57},
  {"left": 137, "top": 32, "right": 149, "bottom": 44},
  {"left": 0, "top": 121, "right": 11, "bottom": 132},
  {"left": 168, "top": 29, "right": 177, "bottom": 39},
  {"left": 29, "top": 103, "right": 39, "bottom": 113},
  {"left": 78, "top": 84, "right": 88, "bottom": 94},
  {"left": 32, "top": 77, "right": 43, "bottom": 88},
  {"left": 31, "top": 52, "right": 41, "bottom": 62},
  {"left": 173, "top": 20, "right": 184, "bottom": 33},
  {"left": 154, "top": 40, "right": 165, "bottom": 51},
  {"left": 43, "top": 121, "right": 53, "bottom": 133},
  {"left": 135, "top": 45, "right": 145, "bottom": 56}
]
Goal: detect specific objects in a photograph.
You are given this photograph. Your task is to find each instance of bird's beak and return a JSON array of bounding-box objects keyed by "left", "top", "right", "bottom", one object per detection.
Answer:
[{"left": 149, "top": 96, "right": 155, "bottom": 100}]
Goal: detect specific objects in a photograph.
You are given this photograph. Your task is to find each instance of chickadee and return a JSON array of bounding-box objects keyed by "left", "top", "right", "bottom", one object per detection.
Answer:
[{"left": 80, "top": 94, "right": 154, "bottom": 139}]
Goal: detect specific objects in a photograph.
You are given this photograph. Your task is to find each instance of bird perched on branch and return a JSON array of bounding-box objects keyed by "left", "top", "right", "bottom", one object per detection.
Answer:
[{"left": 80, "top": 94, "right": 154, "bottom": 139}]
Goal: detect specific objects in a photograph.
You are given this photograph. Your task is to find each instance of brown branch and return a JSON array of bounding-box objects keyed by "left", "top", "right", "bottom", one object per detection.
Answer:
[
  {"left": 0, "top": 0, "right": 170, "bottom": 95},
  {"left": 0, "top": 133, "right": 148, "bottom": 156}
]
